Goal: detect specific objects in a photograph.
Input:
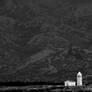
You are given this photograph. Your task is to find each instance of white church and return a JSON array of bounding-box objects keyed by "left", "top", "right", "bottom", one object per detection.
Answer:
[{"left": 65, "top": 72, "right": 82, "bottom": 86}]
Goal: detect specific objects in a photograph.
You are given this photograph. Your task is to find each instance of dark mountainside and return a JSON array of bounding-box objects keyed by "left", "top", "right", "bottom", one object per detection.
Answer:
[{"left": 0, "top": 0, "right": 92, "bottom": 83}]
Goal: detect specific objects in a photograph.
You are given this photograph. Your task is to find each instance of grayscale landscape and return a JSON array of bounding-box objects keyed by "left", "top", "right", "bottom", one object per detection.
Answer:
[{"left": 0, "top": 0, "right": 92, "bottom": 84}]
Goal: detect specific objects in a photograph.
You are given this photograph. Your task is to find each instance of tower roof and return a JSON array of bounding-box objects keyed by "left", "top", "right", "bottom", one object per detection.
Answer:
[{"left": 77, "top": 72, "right": 82, "bottom": 76}]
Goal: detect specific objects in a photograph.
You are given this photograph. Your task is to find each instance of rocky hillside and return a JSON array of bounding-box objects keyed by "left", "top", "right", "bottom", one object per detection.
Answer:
[{"left": 0, "top": 0, "right": 92, "bottom": 82}]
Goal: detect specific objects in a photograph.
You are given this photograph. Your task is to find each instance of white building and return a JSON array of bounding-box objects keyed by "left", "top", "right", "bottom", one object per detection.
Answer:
[
  {"left": 64, "top": 80, "right": 76, "bottom": 87},
  {"left": 77, "top": 72, "right": 82, "bottom": 86}
]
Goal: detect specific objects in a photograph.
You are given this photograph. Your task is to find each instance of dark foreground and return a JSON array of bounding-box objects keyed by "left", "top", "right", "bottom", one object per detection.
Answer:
[{"left": 0, "top": 83, "right": 92, "bottom": 92}]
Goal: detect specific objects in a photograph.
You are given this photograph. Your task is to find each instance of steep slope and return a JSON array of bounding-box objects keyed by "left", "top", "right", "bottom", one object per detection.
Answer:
[{"left": 0, "top": 0, "right": 92, "bottom": 82}]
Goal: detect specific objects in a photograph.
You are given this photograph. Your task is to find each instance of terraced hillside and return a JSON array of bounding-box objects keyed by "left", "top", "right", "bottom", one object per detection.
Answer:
[{"left": 0, "top": 0, "right": 92, "bottom": 83}]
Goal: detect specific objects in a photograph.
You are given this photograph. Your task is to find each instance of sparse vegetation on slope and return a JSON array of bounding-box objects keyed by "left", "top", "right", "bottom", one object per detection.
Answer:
[{"left": 0, "top": 0, "right": 92, "bottom": 83}]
